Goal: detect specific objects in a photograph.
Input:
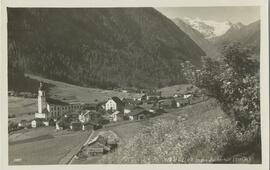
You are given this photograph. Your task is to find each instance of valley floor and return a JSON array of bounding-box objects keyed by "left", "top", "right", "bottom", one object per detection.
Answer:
[
  {"left": 9, "top": 98, "right": 222, "bottom": 165},
  {"left": 8, "top": 74, "right": 227, "bottom": 165}
]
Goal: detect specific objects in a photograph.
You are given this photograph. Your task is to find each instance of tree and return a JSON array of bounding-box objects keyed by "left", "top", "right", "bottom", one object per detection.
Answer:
[
  {"left": 222, "top": 42, "right": 259, "bottom": 77},
  {"left": 180, "top": 42, "right": 261, "bottom": 161},
  {"left": 182, "top": 42, "right": 260, "bottom": 129}
]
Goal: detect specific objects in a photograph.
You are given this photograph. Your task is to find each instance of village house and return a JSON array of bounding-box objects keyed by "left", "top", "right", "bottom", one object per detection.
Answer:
[
  {"left": 80, "top": 131, "right": 119, "bottom": 157},
  {"left": 145, "top": 90, "right": 162, "bottom": 101},
  {"left": 128, "top": 107, "right": 152, "bottom": 121},
  {"left": 173, "top": 98, "right": 190, "bottom": 108},
  {"left": 158, "top": 99, "right": 172, "bottom": 109},
  {"left": 149, "top": 107, "right": 166, "bottom": 115},
  {"left": 183, "top": 93, "right": 193, "bottom": 99},
  {"left": 31, "top": 118, "right": 48, "bottom": 128},
  {"left": 55, "top": 116, "right": 72, "bottom": 130},
  {"left": 105, "top": 97, "right": 124, "bottom": 112},
  {"left": 82, "top": 122, "right": 94, "bottom": 131},
  {"left": 78, "top": 110, "right": 92, "bottom": 123},
  {"left": 123, "top": 105, "right": 134, "bottom": 115},
  {"left": 189, "top": 96, "right": 205, "bottom": 105},
  {"left": 109, "top": 111, "right": 123, "bottom": 122},
  {"left": 70, "top": 121, "right": 83, "bottom": 131},
  {"left": 122, "top": 98, "right": 136, "bottom": 105},
  {"left": 18, "top": 120, "right": 31, "bottom": 128},
  {"left": 82, "top": 135, "right": 111, "bottom": 156}
]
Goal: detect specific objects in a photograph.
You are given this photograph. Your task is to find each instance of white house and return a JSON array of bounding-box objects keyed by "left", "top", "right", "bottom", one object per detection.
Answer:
[
  {"left": 123, "top": 104, "right": 136, "bottom": 116},
  {"left": 79, "top": 110, "right": 91, "bottom": 123},
  {"left": 105, "top": 97, "right": 124, "bottom": 112},
  {"left": 31, "top": 120, "right": 37, "bottom": 128},
  {"left": 183, "top": 94, "right": 192, "bottom": 99},
  {"left": 124, "top": 108, "right": 131, "bottom": 115}
]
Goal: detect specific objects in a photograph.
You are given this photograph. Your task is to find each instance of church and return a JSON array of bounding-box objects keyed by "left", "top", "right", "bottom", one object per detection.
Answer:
[{"left": 34, "top": 82, "right": 83, "bottom": 119}]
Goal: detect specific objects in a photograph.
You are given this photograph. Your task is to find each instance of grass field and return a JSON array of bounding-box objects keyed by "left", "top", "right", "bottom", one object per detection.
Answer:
[
  {"left": 159, "top": 84, "right": 195, "bottom": 97},
  {"left": 8, "top": 97, "right": 37, "bottom": 116},
  {"left": 8, "top": 97, "right": 37, "bottom": 123},
  {"left": 26, "top": 74, "right": 144, "bottom": 104},
  {"left": 9, "top": 127, "right": 90, "bottom": 165},
  {"left": 9, "top": 127, "right": 55, "bottom": 143}
]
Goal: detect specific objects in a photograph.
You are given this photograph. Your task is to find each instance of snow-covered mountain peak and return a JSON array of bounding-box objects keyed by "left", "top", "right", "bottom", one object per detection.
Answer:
[{"left": 181, "top": 17, "right": 244, "bottom": 39}]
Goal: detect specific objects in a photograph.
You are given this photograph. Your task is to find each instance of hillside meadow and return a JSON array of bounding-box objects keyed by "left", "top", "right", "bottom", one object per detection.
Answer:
[
  {"left": 26, "top": 74, "right": 144, "bottom": 104},
  {"left": 98, "top": 98, "right": 259, "bottom": 163},
  {"left": 72, "top": 98, "right": 227, "bottom": 164},
  {"left": 9, "top": 127, "right": 90, "bottom": 165}
]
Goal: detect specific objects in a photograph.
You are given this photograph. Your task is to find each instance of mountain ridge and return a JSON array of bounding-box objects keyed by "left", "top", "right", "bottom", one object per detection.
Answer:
[
  {"left": 8, "top": 8, "right": 205, "bottom": 90},
  {"left": 210, "top": 20, "right": 260, "bottom": 56},
  {"left": 181, "top": 17, "right": 244, "bottom": 39},
  {"left": 172, "top": 18, "right": 221, "bottom": 59}
]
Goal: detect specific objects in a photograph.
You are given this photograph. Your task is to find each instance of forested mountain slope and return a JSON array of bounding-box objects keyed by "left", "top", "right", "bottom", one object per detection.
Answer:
[{"left": 8, "top": 8, "right": 205, "bottom": 90}]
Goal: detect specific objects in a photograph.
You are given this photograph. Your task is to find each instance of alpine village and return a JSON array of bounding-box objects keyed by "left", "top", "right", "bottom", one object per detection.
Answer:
[{"left": 8, "top": 8, "right": 261, "bottom": 165}]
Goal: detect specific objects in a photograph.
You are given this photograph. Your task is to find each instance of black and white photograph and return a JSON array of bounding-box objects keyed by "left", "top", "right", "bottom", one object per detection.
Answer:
[{"left": 1, "top": 0, "right": 269, "bottom": 169}]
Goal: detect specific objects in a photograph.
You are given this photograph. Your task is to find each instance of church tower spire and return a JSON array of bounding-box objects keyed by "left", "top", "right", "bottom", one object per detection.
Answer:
[{"left": 37, "top": 82, "right": 47, "bottom": 116}]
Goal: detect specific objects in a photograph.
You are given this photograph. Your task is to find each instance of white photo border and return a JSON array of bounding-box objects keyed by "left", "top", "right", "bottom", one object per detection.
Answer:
[{"left": 1, "top": 0, "right": 269, "bottom": 170}]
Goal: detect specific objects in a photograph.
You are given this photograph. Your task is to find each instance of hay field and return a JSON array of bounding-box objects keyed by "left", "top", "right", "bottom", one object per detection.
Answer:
[{"left": 9, "top": 128, "right": 90, "bottom": 165}]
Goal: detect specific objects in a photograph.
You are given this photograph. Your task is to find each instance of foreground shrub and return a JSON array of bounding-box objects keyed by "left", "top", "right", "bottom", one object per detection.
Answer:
[
  {"left": 180, "top": 42, "right": 261, "bottom": 161},
  {"left": 100, "top": 117, "right": 260, "bottom": 164}
]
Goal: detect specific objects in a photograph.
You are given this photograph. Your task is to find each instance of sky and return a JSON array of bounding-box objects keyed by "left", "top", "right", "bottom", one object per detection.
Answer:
[{"left": 156, "top": 6, "right": 260, "bottom": 25}]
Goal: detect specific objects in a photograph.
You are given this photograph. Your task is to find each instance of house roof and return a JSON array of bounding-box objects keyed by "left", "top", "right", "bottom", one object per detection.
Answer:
[
  {"left": 86, "top": 147, "right": 104, "bottom": 153},
  {"left": 80, "top": 110, "right": 91, "bottom": 116},
  {"left": 33, "top": 118, "right": 46, "bottom": 123},
  {"left": 124, "top": 104, "right": 136, "bottom": 110},
  {"left": 88, "top": 135, "right": 107, "bottom": 146},
  {"left": 46, "top": 98, "right": 69, "bottom": 106},
  {"left": 159, "top": 99, "right": 172, "bottom": 105},
  {"left": 111, "top": 111, "right": 120, "bottom": 116},
  {"left": 83, "top": 103, "right": 98, "bottom": 109},
  {"left": 174, "top": 98, "right": 189, "bottom": 103},
  {"left": 128, "top": 108, "right": 149, "bottom": 116},
  {"left": 122, "top": 98, "right": 136, "bottom": 105},
  {"left": 110, "top": 97, "right": 124, "bottom": 106},
  {"left": 146, "top": 91, "right": 161, "bottom": 96},
  {"left": 140, "top": 103, "right": 153, "bottom": 110}
]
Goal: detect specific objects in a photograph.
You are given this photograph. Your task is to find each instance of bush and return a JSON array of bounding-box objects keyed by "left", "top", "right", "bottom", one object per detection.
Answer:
[
  {"left": 8, "top": 121, "right": 21, "bottom": 133},
  {"left": 180, "top": 42, "right": 261, "bottom": 162},
  {"left": 100, "top": 117, "right": 260, "bottom": 164}
]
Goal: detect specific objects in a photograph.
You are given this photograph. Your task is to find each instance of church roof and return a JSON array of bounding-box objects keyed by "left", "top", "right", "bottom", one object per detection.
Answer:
[{"left": 46, "top": 98, "right": 69, "bottom": 105}]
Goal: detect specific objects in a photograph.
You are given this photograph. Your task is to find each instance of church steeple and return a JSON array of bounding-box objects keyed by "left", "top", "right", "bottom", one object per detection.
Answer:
[
  {"left": 37, "top": 82, "right": 46, "bottom": 114},
  {"left": 39, "top": 82, "right": 44, "bottom": 91}
]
